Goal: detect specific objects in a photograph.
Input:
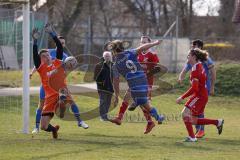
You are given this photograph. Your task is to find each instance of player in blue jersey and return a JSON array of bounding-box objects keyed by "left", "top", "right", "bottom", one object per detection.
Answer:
[
  {"left": 109, "top": 39, "right": 163, "bottom": 132},
  {"left": 31, "top": 35, "right": 69, "bottom": 134},
  {"left": 178, "top": 39, "right": 216, "bottom": 138}
]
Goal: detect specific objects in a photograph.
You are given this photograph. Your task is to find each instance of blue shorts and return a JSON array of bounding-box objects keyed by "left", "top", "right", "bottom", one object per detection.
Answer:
[
  {"left": 130, "top": 85, "right": 148, "bottom": 106},
  {"left": 39, "top": 85, "right": 45, "bottom": 100}
]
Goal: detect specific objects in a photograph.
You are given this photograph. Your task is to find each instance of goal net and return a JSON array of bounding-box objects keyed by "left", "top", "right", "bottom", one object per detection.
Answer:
[{"left": 0, "top": 1, "right": 48, "bottom": 134}]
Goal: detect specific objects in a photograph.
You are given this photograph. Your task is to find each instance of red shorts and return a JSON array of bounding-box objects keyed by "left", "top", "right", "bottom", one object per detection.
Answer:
[{"left": 185, "top": 96, "right": 208, "bottom": 116}]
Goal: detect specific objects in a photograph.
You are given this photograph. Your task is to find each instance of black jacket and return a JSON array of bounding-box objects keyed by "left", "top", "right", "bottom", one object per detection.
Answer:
[{"left": 94, "top": 60, "right": 114, "bottom": 93}]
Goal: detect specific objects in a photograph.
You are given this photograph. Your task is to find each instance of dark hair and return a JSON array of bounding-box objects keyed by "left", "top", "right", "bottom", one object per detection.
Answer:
[
  {"left": 190, "top": 48, "right": 208, "bottom": 62},
  {"left": 192, "top": 39, "right": 204, "bottom": 49},
  {"left": 141, "top": 36, "right": 151, "bottom": 42},
  {"left": 39, "top": 49, "right": 48, "bottom": 56},
  {"left": 58, "top": 36, "right": 65, "bottom": 40}
]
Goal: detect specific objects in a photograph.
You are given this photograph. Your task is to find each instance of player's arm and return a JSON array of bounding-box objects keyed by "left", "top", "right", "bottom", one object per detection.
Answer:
[
  {"left": 178, "top": 63, "right": 191, "bottom": 84},
  {"left": 135, "top": 40, "right": 161, "bottom": 55},
  {"left": 209, "top": 64, "right": 216, "bottom": 95},
  {"left": 30, "top": 67, "right": 37, "bottom": 79},
  {"left": 32, "top": 28, "right": 41, "bottom": 69},
  {"left": 181, "top": 78, "right": 199, "bottom": 99},
  {"left": 45, "top": 23, "right": 63, "bottom": 60}
]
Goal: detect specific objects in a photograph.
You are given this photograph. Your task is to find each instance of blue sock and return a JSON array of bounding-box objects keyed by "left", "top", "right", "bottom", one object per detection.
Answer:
[
  {"left": 195, "top": 113, "right": 205, "bottom": 132},
  {"left": 35, "top": 109, "right": 42, "bottom": 129},
  {"left": 71, "top": 103, "right": 82, "bottom": 123},
  {"left": 150, "top": 107, "right": 161, "bottom": 121}
]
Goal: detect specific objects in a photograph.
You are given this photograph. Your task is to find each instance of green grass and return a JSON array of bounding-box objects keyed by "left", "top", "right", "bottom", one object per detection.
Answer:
[{"left": 0, "top": 94, "right": 239, "bottom": 160}]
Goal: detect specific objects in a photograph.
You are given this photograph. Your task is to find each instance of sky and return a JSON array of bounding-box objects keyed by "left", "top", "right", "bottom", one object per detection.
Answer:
[{"left": 193, "top": 0, "right": 221, "bottom": 16}]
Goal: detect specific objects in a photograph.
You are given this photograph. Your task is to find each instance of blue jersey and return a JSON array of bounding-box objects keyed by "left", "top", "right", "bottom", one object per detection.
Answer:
[
  {"left": 114, "top": 49, "right": 148, "bottom": 88},
  {"left": 185, "top": 57, "right": 214, "bottom": 94},
  {"left": 114, "top": 49, "right": 148, "bottom": 105},
  {"left": 48, "top": 48, "right": 68, "bottom": 61}
]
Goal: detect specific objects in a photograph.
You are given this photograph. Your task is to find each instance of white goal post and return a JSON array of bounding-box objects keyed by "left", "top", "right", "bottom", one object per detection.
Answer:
[{"left": 22, "top": 1, "right": 30, "bottom": 134}]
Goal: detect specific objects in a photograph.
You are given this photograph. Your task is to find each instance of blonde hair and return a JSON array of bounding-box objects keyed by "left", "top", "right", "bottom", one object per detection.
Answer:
[{"left": 108, "top": 40, "right": 124, "bottom": 56}]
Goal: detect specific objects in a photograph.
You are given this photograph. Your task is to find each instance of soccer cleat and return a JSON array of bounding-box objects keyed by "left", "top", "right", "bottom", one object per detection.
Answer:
[
  {"left": 217, "top": 119, "right": 224, "bottom": 135},
  {"left": 78, "top": 121, "right": 89, "bottom": 129},
  {"left": 128, "top": 102, "right": 138, "bottom": 111},
  {"left": 183, "top": 136, "right": 197, "bottom": 142},
  {"left": 144, "top": 122, "right": 155, "bottom": 134},
  {"left": 52, "top": 125, "right": 60, "bottom": 139},
  {"left": 31, "top": 128, "right": 39, "bottom": 134},
  {"left": 157, "top": 114, "right": 165, "bottom": 124},
  {"left": 195, "top": 130, "right": 205, "bottom": 138},
  {"left": 110, "top": 117, "right": 122, "bottom": 125}
]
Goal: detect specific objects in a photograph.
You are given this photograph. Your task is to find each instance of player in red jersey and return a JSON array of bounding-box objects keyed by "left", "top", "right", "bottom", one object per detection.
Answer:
[
  {"left": 137, "top": 36, "right": 161, "bottom": 99},
  {"left": 176, "top": 48, "right": 224, "bottom": 142},
  {"left": 110, "top": 36, "right": 164, "bottom": 134}
]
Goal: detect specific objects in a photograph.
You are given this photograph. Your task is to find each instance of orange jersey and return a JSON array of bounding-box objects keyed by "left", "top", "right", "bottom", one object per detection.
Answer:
[{"left": 37, "top": 59, "right": 66, "bottom": 98}]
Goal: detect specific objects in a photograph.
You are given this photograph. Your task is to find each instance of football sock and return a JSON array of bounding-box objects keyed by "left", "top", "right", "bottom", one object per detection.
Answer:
[
  {"left": 118, "top": 101, "right": 128, "bottom": 120},
  {"left": 195, "top": 113, "right": 205, "bottom": 131},
  {"left": 196, "top": 118, "right": 218, "bottom": 126},
  {"left": 183, "top": 116, "right": 195, "bottom": 138},
  {"left": 71, "top": 103, "right": 82, "bottom": 123},
  {"left": 142, "top": 108, "right": 153, "bottom": 123},
  {"left": 150, "top": 107, "right": 161, "bottom": 121},
  {"left": 35, "top": 109, "right": 42, "bottom": 129},
  {"left": 45, "top": 124, "right": 56, "bottom": 132}
]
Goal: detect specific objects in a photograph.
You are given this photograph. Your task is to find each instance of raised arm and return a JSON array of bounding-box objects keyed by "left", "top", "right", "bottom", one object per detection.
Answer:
[
  {"left": 135, "top": 40, "right": 161, "bottom": 55},
  {"left": 45, "top": 23, "right": 63, "bottom": 60},
  {"left": 32, "top": 28, "right": 41, "bottom": 69}
]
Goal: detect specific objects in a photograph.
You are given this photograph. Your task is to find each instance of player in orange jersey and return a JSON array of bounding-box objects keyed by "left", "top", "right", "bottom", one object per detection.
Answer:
[{"left": 32, "top": 24, "right": 88, "bottom": 139}]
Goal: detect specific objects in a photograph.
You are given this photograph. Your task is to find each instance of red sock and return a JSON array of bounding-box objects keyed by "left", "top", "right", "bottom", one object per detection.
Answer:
[
  {"left": 118, "top": 101, "right": 128, "bottom": 120},
  {"left": 183, "top": 117, "right": 195, "bottom": 138},
  {"left": 142, "top": 108, "right": 153, "bottom": 123},
  {"left": 196, "top": 118, "right": 218, "bottom": 126}
]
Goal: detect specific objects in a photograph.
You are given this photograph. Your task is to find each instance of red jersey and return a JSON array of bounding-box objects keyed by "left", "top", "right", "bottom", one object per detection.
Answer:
[
  {"left": 137, "top": 49, "right": 159, "bottom": 73},
  {"left": 182, "top": 62, "right": 208, "bottom": 99},
  {"left": 137, "top": 49, "right": 159, "bottom": 86}
]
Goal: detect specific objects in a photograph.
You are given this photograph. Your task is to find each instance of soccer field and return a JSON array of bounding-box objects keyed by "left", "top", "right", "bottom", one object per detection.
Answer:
[{"left": 0, "top": 94, "right": 239, "bottom": 160}]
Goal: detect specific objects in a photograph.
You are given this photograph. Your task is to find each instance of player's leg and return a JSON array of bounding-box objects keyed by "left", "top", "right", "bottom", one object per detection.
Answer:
[
  {"left": 181, "top": 107, "right": 197, "bottom": 142},
  {"left": 142, "top": 85, "right": 156, "bottom": 124},
  {"left": 141, "top": 107, "right": 155, "bottom": 134},
  {"left": 40, "top": 113, "right": 59, "bottom": 139},
  {"left": 110, "top": 89, "right": 131, "bottom": 125},
  {"left": 32, "top": 85, "right": 45, "bottom": 134},
  {"left": 195, "top": 113, "right": 205, "bottom": 138},
  {"left": 70, "top": 101, "right": 89, "bottom": 129},
  {"left": 141, "top": 103, "right": 164, "bottom": 124},
  {"left": 192, "top": 116, "right": 224, "bottom": 135}
]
